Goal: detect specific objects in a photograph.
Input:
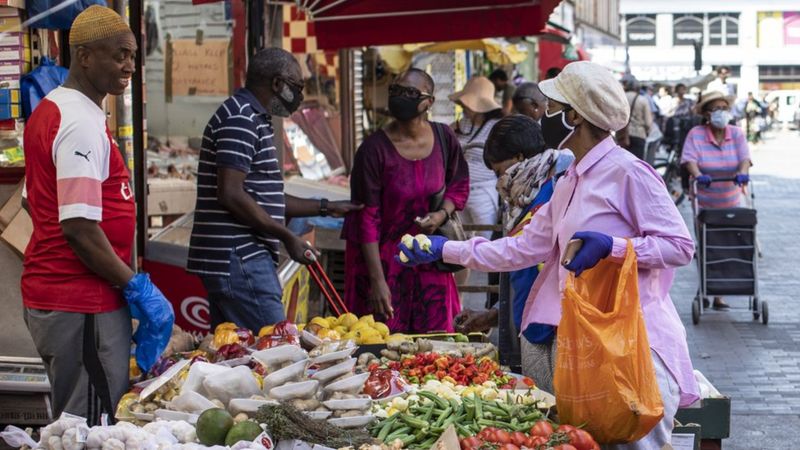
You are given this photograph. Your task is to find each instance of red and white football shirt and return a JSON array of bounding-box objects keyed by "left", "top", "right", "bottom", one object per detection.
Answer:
[{"left": 22, "top": 87, "right": 135, "bottom": 313}]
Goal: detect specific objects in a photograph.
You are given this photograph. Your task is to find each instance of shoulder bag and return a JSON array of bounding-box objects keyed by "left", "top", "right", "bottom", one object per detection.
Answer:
[{"left": 428, "top": 122, "right": 466, "bottom": 273}]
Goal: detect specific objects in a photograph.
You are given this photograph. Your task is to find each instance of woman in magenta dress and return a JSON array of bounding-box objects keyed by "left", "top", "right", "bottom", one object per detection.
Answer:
[{"left": 342, "top": 69, "right": 469, "bottom": 333}]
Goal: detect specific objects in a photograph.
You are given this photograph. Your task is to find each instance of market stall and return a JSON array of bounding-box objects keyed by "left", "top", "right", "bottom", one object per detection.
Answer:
[{"left": 1, "top": 317, "right": 606, "bottom": 450}]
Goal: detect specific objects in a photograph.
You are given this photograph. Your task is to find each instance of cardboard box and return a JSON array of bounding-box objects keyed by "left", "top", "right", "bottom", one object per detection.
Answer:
[
  {"left": 0, "top": 177, "right": 21, "bottom": 230},
  {"left": 147, "top": 178, "right": 197, "bottom": 216},
  {"left": 675, "top": 397, "right": 731, "bottom": 440},
  {"left": 0, "top": 207, "right": 31, "bottom": 257}
]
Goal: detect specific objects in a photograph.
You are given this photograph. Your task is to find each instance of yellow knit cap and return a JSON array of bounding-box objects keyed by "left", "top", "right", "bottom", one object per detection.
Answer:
[{"left": 69, "top": 5, "right": 132, "bottom": 46}]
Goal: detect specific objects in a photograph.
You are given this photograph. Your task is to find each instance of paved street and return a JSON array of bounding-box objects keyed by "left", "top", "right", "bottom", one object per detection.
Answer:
[{"left": 671, "top": 127, "right": 800, "bottom": 448}]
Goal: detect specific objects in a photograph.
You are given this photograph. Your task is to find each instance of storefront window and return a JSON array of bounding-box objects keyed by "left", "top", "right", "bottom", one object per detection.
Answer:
[
  {"left": 673, "top": 14, "right": 704, "bottom": 46},
  {"left": 143, "top": 0, "right": 233, "bottom": 236},
  {"left": 709, "top": 13, "right": 739, "bottom": 46},
  {"left": 625, "top": 14, "right": 656, "bottom": 47}
]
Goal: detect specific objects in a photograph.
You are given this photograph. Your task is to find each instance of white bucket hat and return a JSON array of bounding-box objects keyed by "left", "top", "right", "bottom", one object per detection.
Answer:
[{"left": 538, "top": 61, "right": 630, "bottom": 132}]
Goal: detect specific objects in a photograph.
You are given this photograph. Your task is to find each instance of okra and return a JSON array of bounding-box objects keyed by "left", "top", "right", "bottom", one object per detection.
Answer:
[
  {"left": 474, "top": 397, "right": 483, "bottom": 418},
  {"left": 418, "top": 437, "right": 438, "bottom": 449},
  {"left": 484, "top": 406, "right": 507, "bottom": 417},
  {"left": 377, "top": 417, "right": 397, "bottom": 441},
  {"left": 421, "top": 404, "right": 435, "bottom": 422},
  {"left": 449, "top": 398, "right": 460, "bottom": 411},
  {"left": 418, "top": 391, "right": 449, "bottom": 409},
  {"left": 432, "top": 407, "right": 452, "bottom": 428},
  {"left": 521, "top": 412, "right": 543, "bottom": 422},
  {"left": 456, "top": 423, "right": 473, "bottom": 437},
  {"left": 465, "top": 401, "right": 475, "bottom": 421},
  {"left": 401, "top": 414, "right": 430, "bottom": 429},
  {"left": 385, "top": 426, "right": 412, "bottom": 442},
  {"left": 399, "top": 435, "right": 416, "bottom": 446}
]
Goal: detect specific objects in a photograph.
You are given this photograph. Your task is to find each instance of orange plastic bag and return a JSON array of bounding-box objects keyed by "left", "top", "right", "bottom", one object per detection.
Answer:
[{"left": 553, "top": 241, "right": 663, "bottom": 444}]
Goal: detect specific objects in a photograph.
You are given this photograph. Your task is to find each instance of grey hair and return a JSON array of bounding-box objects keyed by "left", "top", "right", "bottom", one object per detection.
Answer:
[
  {"left": 513, "top": 82, "right": 546, "bottom": 104},
  {"left": 246, "top": 47, "right": 298, "bottom": 89}
]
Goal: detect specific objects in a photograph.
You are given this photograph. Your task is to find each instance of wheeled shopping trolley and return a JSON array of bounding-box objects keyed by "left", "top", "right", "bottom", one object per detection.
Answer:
[{"left": 690, "top": 178, "right": 764, "bottom": 325}]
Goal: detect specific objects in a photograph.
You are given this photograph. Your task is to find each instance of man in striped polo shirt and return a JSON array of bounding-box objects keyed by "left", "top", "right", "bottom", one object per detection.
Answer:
[{"left": 188, "top": 48, "right": 359, "bottom": 331}]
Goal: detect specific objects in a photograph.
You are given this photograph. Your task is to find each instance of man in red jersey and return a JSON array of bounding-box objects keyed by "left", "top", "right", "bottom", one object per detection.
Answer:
[{"left": 21, "top": 6, "right": 173, "bottom": 424}]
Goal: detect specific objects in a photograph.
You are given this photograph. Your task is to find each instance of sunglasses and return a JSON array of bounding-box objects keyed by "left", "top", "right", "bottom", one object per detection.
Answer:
[
  {"left": 707, "top": 106, "right": 730, "bottom": 113},
  {"left": 279, "top": 77, "right": 305, "bottom": 92},
  {"left": 389, "top": 84, "right": 432, "bottom": 100}
]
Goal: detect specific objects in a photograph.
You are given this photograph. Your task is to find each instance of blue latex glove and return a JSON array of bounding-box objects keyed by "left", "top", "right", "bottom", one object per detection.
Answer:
[
  {"left": 563, "top": 231, "right": 613, "bottom": 277},
  {"left": 696, "top": 174, "right": 712, "bottom": 187},
  {"left": 396, "top": 235, "right": 448, "bottom": 266},
  {"left": 734, "top": 174, "right": 749, "bottom": 186},
  {"left": 123, "top": 273, "right": 175, "bottom": 372}
]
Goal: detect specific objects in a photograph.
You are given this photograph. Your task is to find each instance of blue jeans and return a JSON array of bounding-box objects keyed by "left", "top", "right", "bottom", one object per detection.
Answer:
[{"left": 201, "top": 248, "right": 285, "bottom": 331}]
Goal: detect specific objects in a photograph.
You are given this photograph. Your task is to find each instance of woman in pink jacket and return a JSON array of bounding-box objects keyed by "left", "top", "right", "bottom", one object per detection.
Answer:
[{"left": 400, "top": 62, "right": 700, "bottom": 450}]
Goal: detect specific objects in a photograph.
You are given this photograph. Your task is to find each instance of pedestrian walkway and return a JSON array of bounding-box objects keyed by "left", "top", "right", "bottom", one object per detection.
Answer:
[{"left": 671, "top": 127, "right": 800, "bottom": 448}]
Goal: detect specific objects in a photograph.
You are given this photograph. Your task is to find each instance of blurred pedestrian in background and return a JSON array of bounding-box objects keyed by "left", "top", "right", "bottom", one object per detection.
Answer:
[
  {"left": 489, "top": 69, "right": 516, "bottom": 115},
  {"left": 707, "top": 65, "right": 736, "bottom": 97},
  {"left": 681, "top": 90, "right": 752, "bottom": 310},
  {"left": 621, "top": 75, "right": 653, "bottom": 160}
]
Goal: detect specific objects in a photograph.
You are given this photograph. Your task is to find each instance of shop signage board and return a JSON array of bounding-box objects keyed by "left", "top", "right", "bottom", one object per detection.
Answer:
[{"left": 169, "top": 38, "right": 230, "bottom": 97}]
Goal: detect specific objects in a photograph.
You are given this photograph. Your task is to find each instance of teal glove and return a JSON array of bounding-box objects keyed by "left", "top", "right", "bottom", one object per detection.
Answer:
[{"left": 123, "top": 273, "right": 175, "bottom": 372}]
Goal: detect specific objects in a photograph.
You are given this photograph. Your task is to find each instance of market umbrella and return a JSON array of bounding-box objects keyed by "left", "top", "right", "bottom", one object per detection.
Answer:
[{"left": 378, "top": 38, "right": 529, "bottom": 74}]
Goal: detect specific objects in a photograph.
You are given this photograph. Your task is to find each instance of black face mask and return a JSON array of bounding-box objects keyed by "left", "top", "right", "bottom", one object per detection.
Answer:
[
  {"left": 278, "top": 82, "right": 304, "bottom": 114},
  {"left": 388, "top": 95, "right": 425, "bottom": 121},
  {"left": 541, "top": 108, "right": 575, "bottom": 149}
]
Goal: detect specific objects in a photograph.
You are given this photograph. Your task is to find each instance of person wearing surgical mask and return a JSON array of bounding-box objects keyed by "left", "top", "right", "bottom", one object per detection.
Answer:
[
  {"left": 400, "top": 62, "right": 700, "bottom": 449},
  {"left": 189, "top": 48, "right": 361, "bottom": 331},
  {"left": 342, "top": 68, "right": 470, "bottom": 333},
  {"left": 681, "top": 90, "right": 752, "bottom": 310}
]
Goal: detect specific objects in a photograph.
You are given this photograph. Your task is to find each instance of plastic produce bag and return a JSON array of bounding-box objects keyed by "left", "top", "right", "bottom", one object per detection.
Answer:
[
  {"left": 181, "top": 361, "right": 230, "bottom": 397},
  {"left": 554, "top": 241, "right": 664, "bottom": 444},
  {"left": 203, "top": 365, "right": 261, "bottom": 407},
  {"left": 168, "top": 390, "right": 217, "bottom": 414}
]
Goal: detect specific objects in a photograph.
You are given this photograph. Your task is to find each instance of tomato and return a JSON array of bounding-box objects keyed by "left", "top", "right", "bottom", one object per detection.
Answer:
[
  {"left": 510, "top": 431, "right": 528, "bottom": 447},
  {"left": 568, "top": 429, "right": 600, "bottom": 450},
  {"left": 494, "top": 430, "right": 512, "bottom": 445},
  {"left": 462, "top": 436, "right": 483, "bottom": 449},
  {"left": 498, "top": 444, "right": 520, "bottom": 450},
  {"left": 478, "top": 427, "right": 495, "bottom": 441},
  {"left": 460, "top": 436, "right": 485, "bottom": 450},
  {"left": 525, "top": 436, "right": 548, "bottom": 449},
  {"left": 552, "top": 446, "right": 577, "bottom": 450},
  {"left": 557, "top": 424, "right": 578, "bottom": 434},
  {"left": 530, "top": 420, "right": 555, "bottom": 438}
]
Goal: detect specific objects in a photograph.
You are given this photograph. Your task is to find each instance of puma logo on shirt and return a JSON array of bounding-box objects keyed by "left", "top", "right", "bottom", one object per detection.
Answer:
[{"left": 74, "top": 150, "right": 91, "bottom": 161}]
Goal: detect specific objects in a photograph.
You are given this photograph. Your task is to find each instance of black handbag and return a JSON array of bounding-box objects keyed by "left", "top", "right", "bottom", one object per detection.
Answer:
[{"left": 428, "top": 122, "right": 466, "bottom": 273}]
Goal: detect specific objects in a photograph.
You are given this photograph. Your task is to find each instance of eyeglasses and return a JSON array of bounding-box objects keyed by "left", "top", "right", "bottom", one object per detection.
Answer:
[
  {"left": 389, "top": 84, "right": 432, "bottom": 100},
  {"left": 707, "top": 106, "right": 730, "bottom": 113}
]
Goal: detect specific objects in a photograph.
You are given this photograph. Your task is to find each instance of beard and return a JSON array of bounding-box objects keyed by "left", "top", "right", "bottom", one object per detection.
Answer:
[{"left": 267, "top": 96, "right": 292, "bottom": 117}]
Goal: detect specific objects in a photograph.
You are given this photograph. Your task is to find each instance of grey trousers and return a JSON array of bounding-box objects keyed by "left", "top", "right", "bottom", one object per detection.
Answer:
[
  {"left": 24, "top": 307, "right": 132, "bottom": 425},
  {"left": 520, "top": 338, "right": 557, "bottom": 395}
]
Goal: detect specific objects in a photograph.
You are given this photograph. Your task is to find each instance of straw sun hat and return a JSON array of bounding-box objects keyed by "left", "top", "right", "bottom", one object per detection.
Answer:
[
  {"left": 694, "top": 90, "right": 736, "bottom": 115},
  {"left": 448, "top": 76, "right": 502, "bottom": 113}
]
